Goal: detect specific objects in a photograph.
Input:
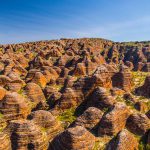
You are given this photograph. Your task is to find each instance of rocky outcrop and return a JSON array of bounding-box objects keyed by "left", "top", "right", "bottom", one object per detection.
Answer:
[
  {"left": 98, "top": 103, "right": 130, "bottom": 136},
  {"left": 125, "top": 61, "right": 134, "bottom": 70},
  {"left": 73, "top": 63, "right": 86, "bottom": 76},
  {"left": 3, "top": 60, "right": 15, "bottom": 76},
  {"left": 0, "top": 75, "right": 11, "bottom": 87},
  {"left": 108, "top": 129, "right": 138, "bottom": 150},
  {"left": 126, "top": 113, "right": 150, "bottom": 135},
  {"left": 92, "top": 64, "right": 116, "bottom": 88},
  {"left": 44, "top": 86, "right": 58, "bottom": 99},
  {"left": 24, "top": 83, "right": 46, "bottom": 109},
  {"left": 55, "top": 75, "right": 97, "bottom": 109},
  {"left": 28, "top": 110, "right": 63, "bottom": 141},
  {"left": 7, "top": 119, "right": 49, "bottom": 150},
  {"left": 134, "top": 101, "right": 149, "bottom": 113},
  {"left": 0, "top": 87, "right": 6, "bottom": 100},
  {"left": 112, "top": 65, "right": 132, "bottom": 92},
  {"left": 31, "top": 72, "right": 47, "bottom": 89},
  {"left": 71, "top": 107, "right": 103, "bottom": 130},
  {"left": 0, "top": 92, "right": 31, "bottom": 122},
  {"left": 0, "top": 132, "right": 12, "bottom": 150},
  {"left": 6, "top": 79, "right": 25, "bottom": 92},
  {"left": 136, "top": 75, "right": 150, "bottom": 97},
  {"left": 87, "top": 87, "right": 115, "bottom": 110},
  {"left": 123, "top": 92, "right": 137, "bottom": 104},
  {"left": 56, "top": 88, "right": 79, "bottom": 109},
  {"left": 25, "top": 69, "right": 40, "bottom": 82},
  {"left": 49, "top": 126, "right": 95, "bottom": 150},
  {"left": 2, "top": 38, "right": 150, "bottom": 72}
]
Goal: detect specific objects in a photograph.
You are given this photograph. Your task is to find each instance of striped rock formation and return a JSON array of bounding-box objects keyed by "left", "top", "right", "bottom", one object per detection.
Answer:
[
  {"left": 98, "top": 102, "right": 130, "bottom": 136},
  {"left": 6, "top": 79, "right": 25, "bottom": 92},
  {"left": 56, "top": 88, "right": 79, "bottom": 109},
  {"left": 87, "top": 87, "right": 116, "bottom": 110},
  {"left": 28, "top": 110, "right": 63, "bottom": 141},
  {"left": 0, "top": 75, "right": 11, "bottom": 87},
  {"left": 0, "top": 132, "right": 12, "bottom": 150},
  {"left": 112, "top": 65, "right": 132, "bottom": 92},
  {"left": 49, "top": 126, "right": 95, "bottom": 150},
  {"left": 92, "top": 64, "right": 116, "bottom": 89},
  {"left": 0, "top": 92, "right": 31, "bottom": 122},
  {"left": 0, "top": 86, "right": 6, "bottom": 100},
  {"left": 31, "top": 72, "right": 47, "bottom": 89},
  {"left": 126, "top": 113, "right": 150, "bottom": 136},
  {"left": 136, "top": 75, "right": 150, "bottom": 98},
  {"left": 108, "top": 129, "right": 138, "bottom": 150},
  {"left": 24, "top": 82, "right": 46, "bottom": 109},
  {"left": 7, "top": 119, "right": 49, "bottom": 150},
  {"left": 71, "top": 107, "right": 103, "bottom": 130},
  {"left": 73, "top": 62, "right": 86, "bottom": 77}
]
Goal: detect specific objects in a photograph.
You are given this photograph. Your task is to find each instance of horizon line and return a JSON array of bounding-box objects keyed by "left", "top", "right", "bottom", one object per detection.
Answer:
[{"left": 1, "top": 37, "right": 150, "bottom": 45}]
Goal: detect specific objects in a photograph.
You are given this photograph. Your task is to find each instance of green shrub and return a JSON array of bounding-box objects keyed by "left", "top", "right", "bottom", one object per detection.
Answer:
[
  {"left": 146, "top": 144, "right": 150, "bottom": 150},
  {"left": 16, "top": 48, "right": 24, "bottom": 53},
  {"left": 57, "top": 108, "right": 76, "bottom": 128},
  {"left": 139, "top": 142, "right": 145, "bottom": 150},
  {"left": 0, "top": 48, "right": 3, "bottom": 52},
  {"left": 0, "top": 113, "right": 3, "bottom": 118},
  {"left": 138, "top": 141, "right": 150, "bottom": 150}
]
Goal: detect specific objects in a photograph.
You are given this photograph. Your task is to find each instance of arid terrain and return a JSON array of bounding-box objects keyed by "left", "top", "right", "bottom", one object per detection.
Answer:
[{"left": 0, "top": 38, "right": 150, "bottom": 150}]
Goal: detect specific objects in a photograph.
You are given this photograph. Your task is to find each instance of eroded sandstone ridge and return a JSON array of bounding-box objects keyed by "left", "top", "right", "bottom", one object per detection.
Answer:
[{"left": 0, "top": 38, "right": 149, "bottom": 149}]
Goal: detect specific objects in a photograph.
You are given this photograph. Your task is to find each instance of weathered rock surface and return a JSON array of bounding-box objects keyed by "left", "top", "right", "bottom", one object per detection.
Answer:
[
  {"left": 110, "top": 87, "right": 125, "bottom": 96},
  {"left": 108, "top": 129, "right": 138, "bottom": 150},
  {"left": 7, "top": 79, "right": 25, "bottom": 92},
  {"left": 0, "top": 132, "right": 12, "bottom": 150},
  {"left": 73, "top": 63, "right": 86, "bottom": 76},
  {"left": 126, "top": 113, "right": 150, "bottom": 135},
  {"left": 28, "top": 110, "right": 62, "bottom": 141},
  {"left": 92, "top": 64, "right": 116, "bottom": 88},
  {"left": 7, "top": 119, "right": 49, "bottom": 150},
  {"left": 123, "top": 92, "right": 137, "bottom": 104},
  {"left": 56, "top": 88, "right": 78, "bottom": 109},
  {"left": 71, "top": 107, "right": 103, "bottom": 130},
  {"left": 24, "top": 83, "right": 46, "bottom": 109},
  {"left": 134, "top": 101, "right": 149, "bottom": 113},
  {"left": 0, "top": 87, "right": 6, "bottom": 100},
  {"left": 87, "top": 87, "right": 116, "bottom": 110},
  {"left": 136, "top": 75, "right": 150, "bottom": 97},
  {"left": 0, "top": 75, "right": 11, "bottom": 87},
  {"left": 98, "top": 102, "right": 130, "bottom": 136},
  {"left": 49, "top": 126, "right": 95, "bottom": 150},
  {"left": 31, "top": 72, "right": 47, "bottom": 89},
  {"left": 112, "top": 65, "right": 132, "bottom": 92},
  {"left": 0, "top": 92, "right": 31, "bottom": 122}
]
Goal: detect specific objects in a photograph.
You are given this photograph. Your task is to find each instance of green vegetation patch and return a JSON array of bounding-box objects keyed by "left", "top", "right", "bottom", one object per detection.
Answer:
[
  {"left": 132, "top": 71, "right": 149, "bottom": 88},
  {"left": 16, "top": 48, "right": 24, "bottom": 53},
  {"left": 93, "top": 136, "right": 112, "bottom": 150},
  {"left": 139, "top": 142, "right": 150, "bottom": 150},
  {"left": 53, "top": 84, "right": 63, "bottom": 91},
  {"left": 57, "top": 108, "right": 77, "bottom": 128},
  {"left": 0, "top": 113, "right": 3, "bottom": 119},
  {"left": 0, "top": 48, "right": 3, "bottom": 52}
]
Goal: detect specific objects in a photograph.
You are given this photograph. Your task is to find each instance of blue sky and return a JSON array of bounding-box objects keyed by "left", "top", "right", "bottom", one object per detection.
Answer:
[{"left": 1, "top": 0, "right": 150, "bottom": 44}]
